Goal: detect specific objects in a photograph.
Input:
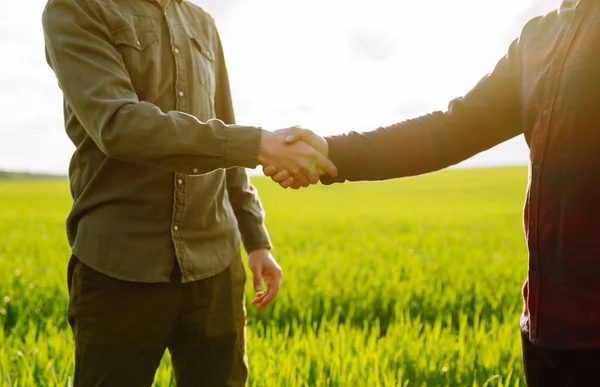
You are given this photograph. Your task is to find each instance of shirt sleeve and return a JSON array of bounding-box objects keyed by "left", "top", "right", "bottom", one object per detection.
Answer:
[
  {"left": 320, "top": 36, "right": 524, "bottom": 184},
  {"left": 226, "top": 167, "right": 273, "bottom": 252},
  {"left": 42, "top": 0, "right": 262, "bottom": 176}
]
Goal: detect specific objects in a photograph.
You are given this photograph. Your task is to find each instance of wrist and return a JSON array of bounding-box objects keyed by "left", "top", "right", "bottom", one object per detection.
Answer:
[
  {"left": 258, "top": 130, "right": 275, "bottom": 165},
  {"left": 248, "top": 248, "right": 271, "bottom": 255}
]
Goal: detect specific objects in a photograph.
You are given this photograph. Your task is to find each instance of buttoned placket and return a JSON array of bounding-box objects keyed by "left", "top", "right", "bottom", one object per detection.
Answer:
[
  {"left": 526, "top": 1, "right": 588, "bottom": 341},
  {"left": 158, "top": 0, "right": 191, "bottom": 276}
]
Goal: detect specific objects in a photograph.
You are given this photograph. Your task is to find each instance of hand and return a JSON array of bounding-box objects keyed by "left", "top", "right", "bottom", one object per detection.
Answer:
[
  {"left": 258, "top": 127, "right": 337, "bottom": 188},
  {"left": 262, "top": 127, "right": 330, "bottom": 189},
  {"left": 248, "top": 249, "right": 283, "bottom": 311}
]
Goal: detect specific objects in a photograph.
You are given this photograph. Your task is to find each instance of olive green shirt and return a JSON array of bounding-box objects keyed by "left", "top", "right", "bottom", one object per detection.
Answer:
[{"left": 42, "top": 0, "right": 272, "bottom": 283}]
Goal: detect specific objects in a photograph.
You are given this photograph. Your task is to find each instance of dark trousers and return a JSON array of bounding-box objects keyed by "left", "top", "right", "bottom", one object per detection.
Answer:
[
  {"left": 521, "top": 331, "right": 600, "bottom": 386},
  {"left": 66, "top": 255, "right": 248, "bottom": 387}
]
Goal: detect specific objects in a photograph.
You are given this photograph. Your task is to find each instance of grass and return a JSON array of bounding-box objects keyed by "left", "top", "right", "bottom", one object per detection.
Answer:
[{"left": 0, "top": 166, "right": 529, "bottom": 386}]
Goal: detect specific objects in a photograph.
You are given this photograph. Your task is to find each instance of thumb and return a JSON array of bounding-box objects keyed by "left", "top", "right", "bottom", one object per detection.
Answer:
[
  {"left": 284, "top": 134, "right": 302, "bottom": 144},
  {"left": 284, "top": 127, "right": 305, "bottom": 144},
  {"left": 251, "top": 264, "right": 263, "bottom": 291}
]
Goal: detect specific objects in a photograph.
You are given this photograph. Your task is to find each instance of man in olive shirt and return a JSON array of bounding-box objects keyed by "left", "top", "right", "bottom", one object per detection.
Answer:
[{"left": 42, "top": 0, "right": 336, "bottom": 385}]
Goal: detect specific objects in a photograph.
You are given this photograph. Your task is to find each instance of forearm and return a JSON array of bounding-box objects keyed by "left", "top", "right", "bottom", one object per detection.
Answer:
[
  {"left": 92, "top": 103, "right": 262, "bottom": 175},
  {"left": 321, "top": 108, "right": 521, "bottom": 184}
]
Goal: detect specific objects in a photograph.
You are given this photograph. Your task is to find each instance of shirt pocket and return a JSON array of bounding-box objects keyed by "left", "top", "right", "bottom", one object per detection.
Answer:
[
  {"left": 111, "top": 23, "right": 160, "bottom": 93},
  {"left": 189, "top": 31, "right": 216, "bottom": 99}
]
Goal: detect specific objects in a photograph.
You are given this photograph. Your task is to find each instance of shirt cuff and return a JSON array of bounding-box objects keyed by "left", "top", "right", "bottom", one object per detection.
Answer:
[
  {"left": 223, "top": 125, "right": 263, "bottom": 169},
  {"left": 240, "top": 224, "right": 273, "bottom": 253}
]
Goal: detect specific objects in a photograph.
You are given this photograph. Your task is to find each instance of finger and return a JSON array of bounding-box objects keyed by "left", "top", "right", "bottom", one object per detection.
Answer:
[
  {"left": 251, "top": 291, "right": 267, "bottom": 305},
  {"left": 316, "top": 167, "right": 325, "bottom": 175},
  {"left": 256, "top": 289, "right": 272, "bottom": 310},
  {"left": 258, "top": 273, "right": 282, "bottom": 310},
  {"left": 250, "top": 266, "right": 263, "bottom": 292},
  {"left": 290, "top": 181, "right": 302, "bottom": 190},
  {"left": 284, "top": 134, "right": 302, "bottom": 144},
  {"left": 315, "top": 153, "right": 338, "bottom": 177},
  {"left": 262, "top": 165, "right": 278, "bottom": 176},
  {"left": 283, "top": 127, "right": 305, "bottom": 144},
  {"left": 291, "top": 172, "right": 311, "bottom": 188},
  {"left": 279, "top": 177, "right": 295, "bottom": 188},
  {"left": 272, "top": 170, "right": 290, "bottom": 183},
  {"left": 251, "top": 289, "right": 268, "bottom": 305},
  {"left": 254, "top": 293, "right": 268, "bottom": 305},
  {"left": 306, "top": 171, "right": 320, "bottom": 185},
  {"left": 275, "top": 125, "right": 300, "bottom": 135}
]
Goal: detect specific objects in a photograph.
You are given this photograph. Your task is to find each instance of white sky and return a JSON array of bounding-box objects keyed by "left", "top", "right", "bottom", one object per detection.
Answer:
[{"left": 0, "top": 0, "right": 560, "bottom": 174}]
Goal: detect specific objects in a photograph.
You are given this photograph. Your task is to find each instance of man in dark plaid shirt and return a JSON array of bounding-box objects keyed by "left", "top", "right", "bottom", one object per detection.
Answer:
[{"left": 264, "top": 0, "right": 600, "bottom": 384}]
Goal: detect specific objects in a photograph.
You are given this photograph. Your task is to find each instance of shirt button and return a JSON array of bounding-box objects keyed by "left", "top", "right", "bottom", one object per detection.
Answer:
[
  {"left": 530, "top": 221, "right": 536, "bottom": 227},
  {"left": 530, "top": 270, "right": 538, "bottom": 276},
  {"left": 173, "top": 225, "right": 179, "bottom": 231},
  {"left": 136, "top": 40, "right": 141, "bottom": 46},
  {"left": 543, "top": 110, "right": 550, "bottom": 116},
  {"left": 177, "top": 179, "right": 183, "bottom": 185},
  {"left": 178, "top": 91, "right": 184, "bottom": 97},
  {"left": 174, "top": 48, "right": 180, "bottom": 54},
  {"left": 192, "top": 168, "right": 199, "bottom": 174},
  {"left": 533, "top": 165, "right": 540, "bottom": 171}
]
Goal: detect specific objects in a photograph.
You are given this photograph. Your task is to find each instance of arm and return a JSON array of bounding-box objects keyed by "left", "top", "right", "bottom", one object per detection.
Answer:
[
  {"left": 42, "top": 0, "right": 261, "bottom": 175},
  {"left": 321, "top": 37, "right": 523, "bottom": 184},
  {"left": 212, "top": 27, "right": 272, "bottom": 252}
]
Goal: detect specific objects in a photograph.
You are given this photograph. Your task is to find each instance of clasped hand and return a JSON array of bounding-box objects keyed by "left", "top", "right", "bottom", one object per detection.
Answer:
[{"left": 258, "top": 126, "right": 336, "bottom": 189}]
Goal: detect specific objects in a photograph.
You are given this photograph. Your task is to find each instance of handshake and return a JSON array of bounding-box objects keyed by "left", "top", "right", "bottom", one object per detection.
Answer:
[{"left": 258, "top": 126, "right": 336, "bottom": 189}]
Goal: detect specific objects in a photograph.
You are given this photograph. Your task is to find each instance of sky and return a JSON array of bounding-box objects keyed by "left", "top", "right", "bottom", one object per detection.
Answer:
[{"left": 0, "top": 0, "right": 560, "bottom": 175}]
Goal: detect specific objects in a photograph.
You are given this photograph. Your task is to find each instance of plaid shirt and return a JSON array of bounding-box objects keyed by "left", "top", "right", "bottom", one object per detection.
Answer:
[{"left": 322, "top": 0, "right": 600, "bottom": 349}]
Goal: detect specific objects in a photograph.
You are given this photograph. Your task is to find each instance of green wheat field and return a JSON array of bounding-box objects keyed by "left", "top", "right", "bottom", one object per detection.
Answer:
[{"left": 1, "top": 166, "right": 530, "bottom": 386}]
